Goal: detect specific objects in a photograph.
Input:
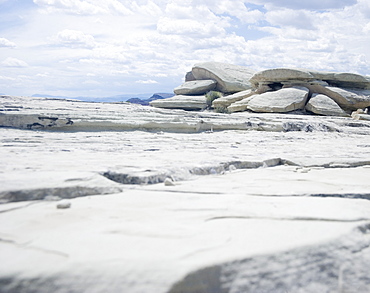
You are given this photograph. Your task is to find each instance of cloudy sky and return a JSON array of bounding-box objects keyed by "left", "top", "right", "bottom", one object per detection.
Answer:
[{"left": 0, "top": 0, "right": 369, "bottom": 98}]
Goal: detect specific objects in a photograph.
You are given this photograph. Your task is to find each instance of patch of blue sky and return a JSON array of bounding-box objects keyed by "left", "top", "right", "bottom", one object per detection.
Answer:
[
  {"left": 224, "top": 15, "right": 271, "bottom": 41},
  {"left": 244, "top": 2, "right": 267, "bottom": 13},
  {"left": 0, "top": 0, "right": 36, "bottom": 32}
]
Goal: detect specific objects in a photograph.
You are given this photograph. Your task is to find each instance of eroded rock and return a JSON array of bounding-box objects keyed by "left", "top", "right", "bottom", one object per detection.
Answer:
[
  {"left": 306, "top": 94, "right": 350, "bottom": 117},
  {"left": 241, "top": 86, "right": 310, "bottom": 113},
  {"left": 192, "top": 62, "right": 255, "bottom": 93},
  {"left": 250, "top": 68, "right": 315, "bottom": 88},
  {"left": 149, "top": 95, "right": 207, "bottom": 110},
  {"left": 212, "top": 89, "right": 255, "bottom": 108},
  {"left": 174, "top": 80, "right": 216, "bottom": 95}
]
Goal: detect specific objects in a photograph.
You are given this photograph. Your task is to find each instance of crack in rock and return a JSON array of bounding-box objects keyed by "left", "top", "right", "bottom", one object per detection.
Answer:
[
  {"left": 205, "top": 215, "right": 370, "bottom": 223},
  {"left": 0, "top": 186, "right": 123, "bottom": 203},
  {"left": 168, "top": 223, "right": 370, "bottom": 293}
]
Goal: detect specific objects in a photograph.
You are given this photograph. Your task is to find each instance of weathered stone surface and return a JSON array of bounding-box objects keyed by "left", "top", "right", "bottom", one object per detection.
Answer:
[
  {"left": 308, "top": 71, "right": 370, "bottom": 89},
  {"left": 250, "top": 68, "right": 315, "bottom": 88},
  {"left": 243, "top": 86, "right": 310, "bottom": 113},
  {"left": 322, "top": 87, "right": 370, "bottom": 110},
  {"left": 212, "top": 89, "right": 255, "bottom": 108},
  {"left": 185, "top": 71, "right": 196, "bottom": 82},
  {"left": 1, "top": 96, "right": 370, "bottom": 292},
  {"left": 227, "top": 96, "right": 255, "bottom": 113},
  {"left": 149, "top": 95, "right": 207, "bottom": 110},
  {"left": 174, "top": 80, "right": 216, "bottom": 95},
  {"left": 192, "top": 62, "right": 255, "bottom": 93},
  {"left": 306, "top": 94, "right": 349, "bottom": 117}
]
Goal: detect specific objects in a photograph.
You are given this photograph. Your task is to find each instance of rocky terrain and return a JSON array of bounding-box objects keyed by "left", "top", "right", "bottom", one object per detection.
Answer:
[{"left": 1, "top": 62, "right": 370, "bottom": 293}]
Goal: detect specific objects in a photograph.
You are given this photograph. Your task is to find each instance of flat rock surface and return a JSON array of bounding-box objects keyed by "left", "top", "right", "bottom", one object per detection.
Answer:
[{"left": 1, "top": 95, "right": 370, "bottom": 292}]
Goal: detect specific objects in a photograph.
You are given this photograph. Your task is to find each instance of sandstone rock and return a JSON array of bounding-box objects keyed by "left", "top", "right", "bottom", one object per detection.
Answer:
[
  {"left": 174, "top": 80, "right": 216, "bottom": 95},
  {"left": 250, "top": 68, "right": 315, "bottom": 88},
  {"left": 150, "top": 95, "right": 207, "bottom": 110},
  {"left": 185, "top": 71, "right": 196, "bottom": 82},
  {"left": 227, "top": 96, "right": 255, "bottom": 113},
  {"left": 192, "top": 62, "right": 255, "bottom": 93},
  {"left": 243, "top": 86, "right": 310, "bottom": 113},
  {"left": 212, "top": 89, "right": 255, "bottom": 108},
  {"left": 306, "top": 94, "right": 349, "bottom": 117},
  {"left": 308, "top": 71, "right": 370, "bottom": 89},
  {"left": 323, "top": 87, "right": 370, "bottom": 110}
]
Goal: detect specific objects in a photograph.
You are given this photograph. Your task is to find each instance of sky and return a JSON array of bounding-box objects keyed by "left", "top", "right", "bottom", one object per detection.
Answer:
[{"left": 0, "top": 0, "right": 370, "bottom": 99}]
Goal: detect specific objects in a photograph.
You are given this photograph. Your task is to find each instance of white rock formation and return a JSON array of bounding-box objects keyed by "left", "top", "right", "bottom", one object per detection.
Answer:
[
  {"left": 149, "top": 95, "right": 207, "bottom": 110},
  {"left": 227, "top": 96, "right": 255, "bottom": 113},
  {"left": 241, "top": 86, "right": 309, "bottom": 113},
  {"left": 192, "top": 62, "right": 255, "bottom": 93},
  {"left": 212, "top": 89, "right": 255, "bottom": 108},
  {"left": 306, "top": 94, "right": 350, "bottom": 117},
  {"left": 1, "top": 95, "right": 370, "bottom": 293},
  {"left": 174, "top": 80, "right": 216, "bottom": 95},
  {"left": 323, "top": 87, "right": 370, "bottom": 110}
]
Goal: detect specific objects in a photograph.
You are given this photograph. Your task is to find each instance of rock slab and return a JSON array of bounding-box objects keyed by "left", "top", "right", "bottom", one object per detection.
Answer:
[
  {"left": 192, "top": 62, "right": 255, "bottom": 93},
  {"left": 174, "top": 80, "right": 216, "bottom": 95},
  {"left": 306, "top": 94, "right": 349, "bottom": 117},
  {"left": 244, "top": 86, "right": 309, "bottom": 113}
]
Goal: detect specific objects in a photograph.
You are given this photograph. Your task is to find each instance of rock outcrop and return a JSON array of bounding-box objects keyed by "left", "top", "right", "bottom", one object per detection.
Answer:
[
  {"left": 151, "top": 63, "right": 370, "bottom": 120},
  {"left": 233, "top": 86, "right": 309, "bottom": 113},
  {"left": 212, "top": 89, "right": 255, "bottom": 109},
  {"left": 306, "top": 94, "right": 350, "bottom": 117},
  {"left": 149, "top": 95, "right": 207, "bottom": 110},
  {"left": 191, "top": 62, "right": 256, "bottom": 93},
  {"left": 173, "top": 80, "right": 216, "bottom": 95}
]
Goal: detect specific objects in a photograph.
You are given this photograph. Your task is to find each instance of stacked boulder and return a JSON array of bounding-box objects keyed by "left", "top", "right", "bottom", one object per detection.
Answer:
[
  {"left": 150, "top": 62, "right": 255, "bottom": 110},
  {"left": 150, "top": 62, "right": 370, "bottom": 119}
]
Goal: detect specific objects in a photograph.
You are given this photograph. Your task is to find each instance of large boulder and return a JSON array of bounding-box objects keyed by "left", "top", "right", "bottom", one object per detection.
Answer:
[
  {"left": 149, "top": 95, "right": 207, "bottom": 110},
  {"left": 250, "top": 68, "right": 315, "bottom": 88},
  {"left": 237, "top": 86, "right": 310, "bottom": 113},
  {"left": 322, "top": 87, "right": 370, "bottom": 110},
  {"left": 192, "top": 62, "right": 255, "bottom": 93},
  {"left": 308, "top": 71, "right": 370, "bottom": 89},
  {"left": 212, "top": 89, "right": 255, "bottom": 109},
  {"left": 174, "top": 80, "right": 217, "bottom": 95},
  {"left": 305, "top": 94, "right": 349, "bottom": 117}
]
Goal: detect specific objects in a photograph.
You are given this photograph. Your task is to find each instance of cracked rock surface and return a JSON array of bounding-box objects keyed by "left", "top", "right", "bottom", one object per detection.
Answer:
[{"left": 1, "top": 95, "right": 370, "bottom": 292}]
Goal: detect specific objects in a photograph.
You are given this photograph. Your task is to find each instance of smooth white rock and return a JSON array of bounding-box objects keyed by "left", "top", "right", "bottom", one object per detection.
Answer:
[
  {"left": 245, "top": 86, "right": 310, "bottom": 113},
  {"left": 174, "top": 80, "right": 216, "bottom": 95},
  {"left": 250, "top": 68, "right": 315, "bottom": 88},
  {"left": 149, "top": 95, "right": 207, "bottom": 110},
  {"left": 212, "top": 89, "right": 255, "bottom": 108},
  {"left": 306, "top": 94, "right": 350, "bottom": 117},
  {"left": 192, "top": 62, "right": 255, "bottom": 93}
]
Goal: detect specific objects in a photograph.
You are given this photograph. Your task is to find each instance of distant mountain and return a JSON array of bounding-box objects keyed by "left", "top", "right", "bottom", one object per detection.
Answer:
[
  {"left": 31, "top": 93, "right": 164, "bottom": 103},
  {"left": 126, "top": 93, "right": 174, "bottom": 106}
]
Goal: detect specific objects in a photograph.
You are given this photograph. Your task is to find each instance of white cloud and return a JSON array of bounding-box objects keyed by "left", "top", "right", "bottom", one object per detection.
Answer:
[
  {"left": 157, "top": 17, "right": 225, "bottom": 37},
  {"left": 265, "top": 9, "right": 316, "bottom": 30},
  {"left": 136, "top": 79, "right": 158, "bottom": 84},
  {"left": 1, "top": 57, "right": 29, "bottom": 67},
  {"left": 0, "top": 38, "right": 16, "bottom": 48},
  {"left": 54, "top": 29, "right": 95, "bottom": 48},
  {"left": 34, "top": 0, "right": 132, "bottom": 15},
  {"left": 201, "top": 0, "right": 264, "bottom": 24},
  {"left": 248, "top": 0, "right": 356, "bottom": 10}
]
